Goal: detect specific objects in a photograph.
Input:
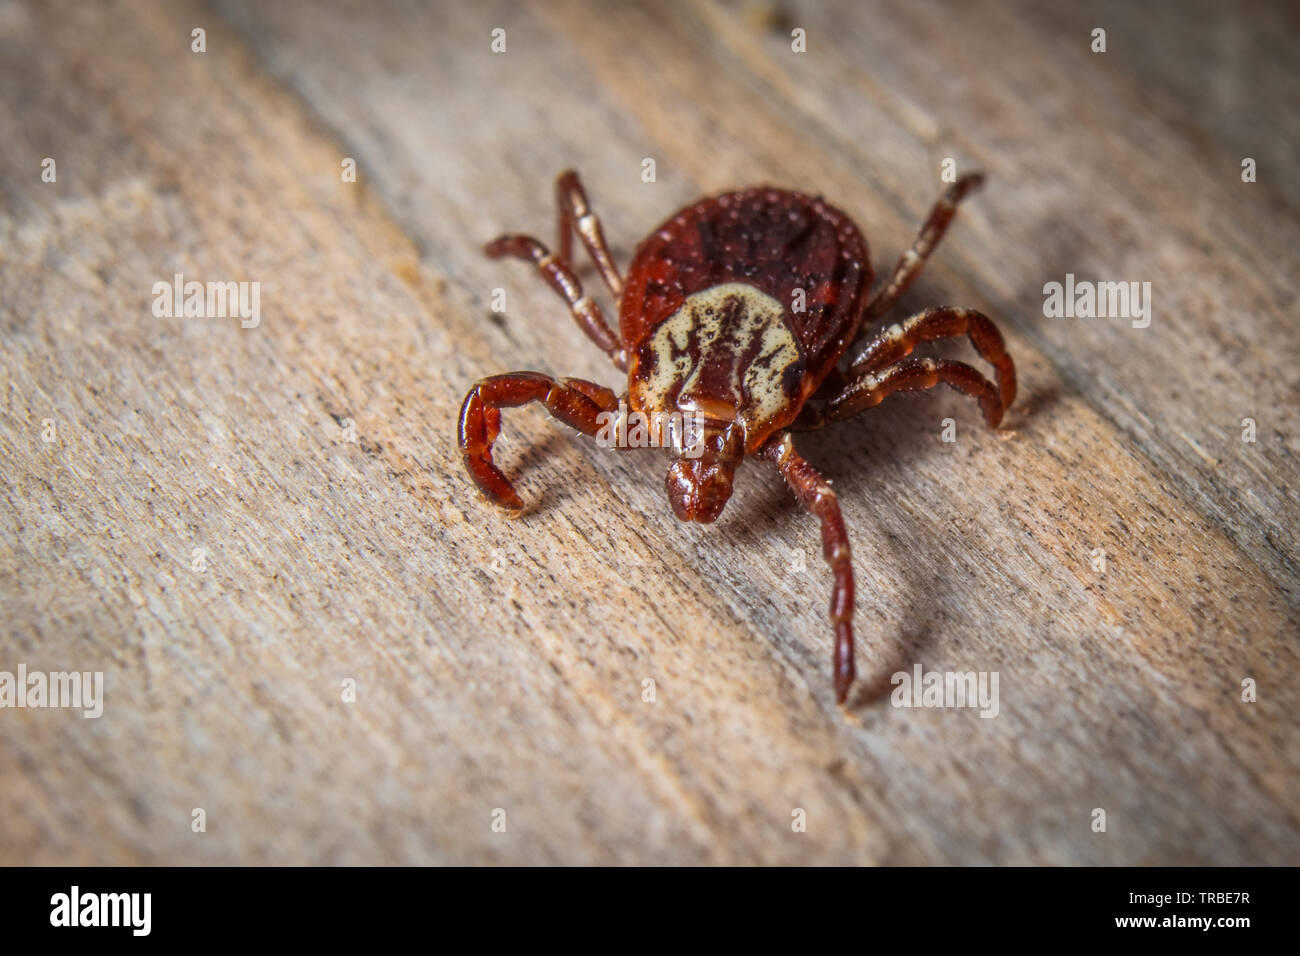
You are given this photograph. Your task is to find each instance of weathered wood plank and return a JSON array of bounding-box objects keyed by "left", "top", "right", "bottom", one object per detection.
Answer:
[{"left": 0, "top": 0, "right": 1296, "bottom": 864}]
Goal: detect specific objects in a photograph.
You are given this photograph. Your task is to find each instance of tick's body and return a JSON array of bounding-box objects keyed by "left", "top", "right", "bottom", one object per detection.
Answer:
[
  {"left": 623, "top": 189, "right": 870, "bottom": 448},
  {"left": 459, "top": 170, "right": 1017, "bottom": 704}
]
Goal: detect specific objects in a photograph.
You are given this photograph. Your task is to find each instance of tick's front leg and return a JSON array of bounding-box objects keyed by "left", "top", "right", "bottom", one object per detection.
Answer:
[
  {"left": 761, "top": 431, "right": 856, "bottom": 705},
  {"left": 458, "top": 372, "right": 620, "bottom": 512}
]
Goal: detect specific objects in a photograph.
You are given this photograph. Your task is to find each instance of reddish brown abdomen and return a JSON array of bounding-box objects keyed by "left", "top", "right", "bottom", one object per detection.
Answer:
[{"left": 622, "top": 188, "right": 871, "bottom": 449}]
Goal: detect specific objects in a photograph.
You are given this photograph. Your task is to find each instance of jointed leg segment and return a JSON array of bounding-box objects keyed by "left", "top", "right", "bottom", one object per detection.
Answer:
[
  {"left": 555, "top": 169, "right": 624, "bottom": 300},
  {"left": 484, "top": 235, "right": 628, "bottom": 369},
  {"left": 826, "top": 357, "right": 1005, "bottom": 427},
  {"left": 850, "top": 305, "right": 1016, "bottom": 410},
  {"left": 458, "top": 372, "right": 620, "bottom": 511},
  {"left": 761, "top": 432, "right": 856, "bottom": 704},
  {"left": 864, "top": 173, "right": 985, "bottom": 321}
]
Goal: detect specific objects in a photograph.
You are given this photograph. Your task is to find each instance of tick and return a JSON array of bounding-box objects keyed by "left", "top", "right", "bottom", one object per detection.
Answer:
[{"left": 459, "top": 170, "right": 1017, "bottom": 704}]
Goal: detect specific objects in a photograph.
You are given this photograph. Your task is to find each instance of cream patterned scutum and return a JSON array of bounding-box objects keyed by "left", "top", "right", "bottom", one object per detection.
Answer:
[{"left": 629, "top": 282, "right": 806, "bottom": 444}]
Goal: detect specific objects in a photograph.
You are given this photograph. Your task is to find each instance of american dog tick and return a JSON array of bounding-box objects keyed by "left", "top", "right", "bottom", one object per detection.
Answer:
[{"left": 459, "top": 170, "right": 1016, "bottom": 704}]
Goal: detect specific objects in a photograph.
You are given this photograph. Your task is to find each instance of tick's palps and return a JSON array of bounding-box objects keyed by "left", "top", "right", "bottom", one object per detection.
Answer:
[{"left": 458, "top": 170, "right": 1017, "bottom": 705}]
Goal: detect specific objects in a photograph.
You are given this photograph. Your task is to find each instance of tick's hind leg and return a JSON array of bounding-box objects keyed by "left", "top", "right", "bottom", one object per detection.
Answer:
[
  {"left": 458, "top": 372, "right": 620, "bottom": 512},
  {"left": 555, "top": 169, "right": 623, "bottom": 300},
  {"left": 849, "top": 305, "right": 1016, "bottom": 410},
  {"left": 484, "top": 234, "right": 628, "bottom": 369},
  {"left": 761, "top": 432, "right": 856, "bottom": 705},
  {"left": 863, "top": 173, "right": 984, "bottom": 321},
  {"left": 825, "top": 357, "right": 1006, "bottom": 428}
]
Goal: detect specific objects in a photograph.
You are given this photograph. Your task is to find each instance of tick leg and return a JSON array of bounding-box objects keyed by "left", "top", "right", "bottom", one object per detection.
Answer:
[
  {"left": 484, "top": 234, "right": 629, "bottom": 369},
  {"left": 458, "top": 372, "right": 620, "bottom": 512},
  {"left": 848, "top": 305, "right": 1016, "bottom": 410},
  {"left": 556, "top": 169, "right": 624, "bottom": 300},
  {"left": 825, "top": 357, "right": 1005, "bottom": 428},
  {"left": 862, "top": 173, "right": 984, "bottom": 321},
  {"left": 760, "top": 431, "right": 856, "bottom": 705}
]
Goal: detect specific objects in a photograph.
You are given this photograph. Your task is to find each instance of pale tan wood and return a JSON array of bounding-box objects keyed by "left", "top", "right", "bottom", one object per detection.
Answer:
[{"left": 0, "top": 0, "right": 1296, "bottom": 864}]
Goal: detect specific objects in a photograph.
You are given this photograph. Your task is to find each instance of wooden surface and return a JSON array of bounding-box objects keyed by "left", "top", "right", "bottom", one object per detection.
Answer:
[{"left": 1, "top": 0, "right": 1297, "bottom": 865}]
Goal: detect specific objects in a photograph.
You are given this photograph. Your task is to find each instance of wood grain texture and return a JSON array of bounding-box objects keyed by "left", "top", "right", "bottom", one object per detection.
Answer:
[{"left": 1, "top": 0, "right": 1297, "bottom": 864}]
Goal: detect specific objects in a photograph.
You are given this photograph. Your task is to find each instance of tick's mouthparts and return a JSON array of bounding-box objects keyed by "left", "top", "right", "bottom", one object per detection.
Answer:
[{"left": 665, "top": 455, "right": 738, "bottom": 524}]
